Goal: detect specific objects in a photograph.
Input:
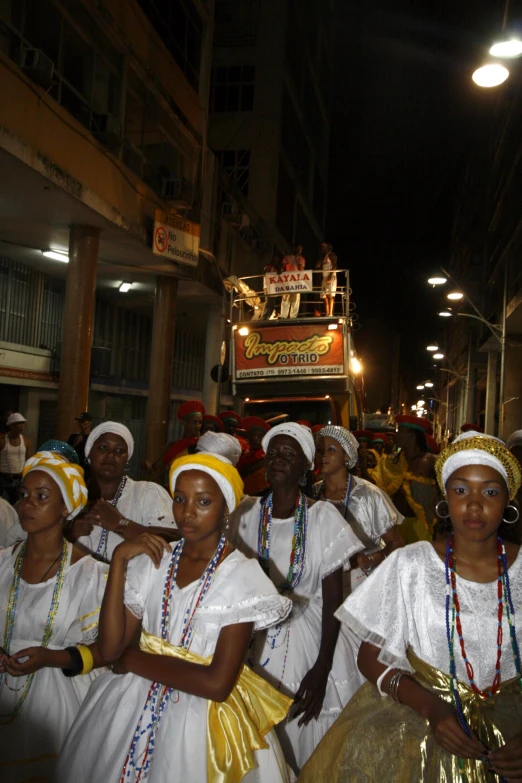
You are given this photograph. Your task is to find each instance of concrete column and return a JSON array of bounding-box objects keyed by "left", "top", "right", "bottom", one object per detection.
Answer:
[
  {"left": 56, "top": 225, "right": 99, "bottom": 440},
  {"left": 484, "top": 350, "right": 498, "bottom": 436},
  {"left": 202, "top": 306, "right": 224, "bottom": 415},
  {"left": 144, "top": 277, "right": 178, "bottom": 466},
  {"left": 502, "top": 342, "right": 522, "bottom": 439}
]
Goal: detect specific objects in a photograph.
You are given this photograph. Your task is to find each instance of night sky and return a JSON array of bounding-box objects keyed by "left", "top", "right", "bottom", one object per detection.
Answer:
[{"left": 328, "top": 0, "right": 502, "bottom": 407}]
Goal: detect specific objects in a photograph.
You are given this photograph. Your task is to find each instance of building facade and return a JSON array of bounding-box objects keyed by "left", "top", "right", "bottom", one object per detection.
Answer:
[
  {"left": 0, "top": 0, "right": 274, "bottom": 471},
  {"left": 209, "top": 0, "right": 335, "bottom": 263},
  {"left": 441, "top": 82, "right": 522, "bottom": 439}
]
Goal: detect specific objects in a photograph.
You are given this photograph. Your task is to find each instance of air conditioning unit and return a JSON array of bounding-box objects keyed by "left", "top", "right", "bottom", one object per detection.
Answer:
[
  {"left": 22, "top": 48, "right": 55, "bottom": 87},
  {"left": 91, "top": 114, "right": 123, "bottom": 147},
  {"left": 162, "top": 177, "right": 183, "bottom": 200}
]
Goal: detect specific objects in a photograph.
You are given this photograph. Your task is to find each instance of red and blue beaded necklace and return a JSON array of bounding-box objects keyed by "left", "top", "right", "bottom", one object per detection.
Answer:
[
  {"left": 120, "top": 534, "right": 228, "bottom": 782},
  {"left": 445, "top": 534, "right": 522, "bottom": 782},
  {"left": 258, "top": 491, "right": 308, "bottom": 594}
]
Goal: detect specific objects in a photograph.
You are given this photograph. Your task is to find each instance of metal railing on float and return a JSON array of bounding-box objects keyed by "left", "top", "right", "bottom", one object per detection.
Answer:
[{"left": 224, "top": 269, "right": 354, "bottom": 324}]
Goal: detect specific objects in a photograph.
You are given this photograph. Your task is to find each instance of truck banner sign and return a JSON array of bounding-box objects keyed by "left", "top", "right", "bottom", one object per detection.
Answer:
[
  {"left": 234, "top": 324, "right": 345, "bottom": 379},
  {"left": 265, "top": 270, "right": 313, "bottom": 295}
]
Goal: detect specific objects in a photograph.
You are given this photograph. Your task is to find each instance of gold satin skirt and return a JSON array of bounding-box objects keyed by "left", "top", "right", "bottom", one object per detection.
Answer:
[{"left": 298, "top": 651, "right": 522, "bottom": 782}]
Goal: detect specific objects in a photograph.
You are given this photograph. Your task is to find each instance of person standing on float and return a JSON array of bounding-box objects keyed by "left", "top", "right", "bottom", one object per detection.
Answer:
[{"left": 280, "top": 244, "right": 305, "bottom": 319}]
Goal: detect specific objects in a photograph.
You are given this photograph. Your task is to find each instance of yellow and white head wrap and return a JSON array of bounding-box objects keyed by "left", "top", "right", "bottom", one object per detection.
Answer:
[
  {"left": 22, "top": 451, "right": 88, "bottom": 520},
  {"left": 436, "top": 432, "right": 522, "bottom": 501},
  {"left": 169, "top": 453, "right": 244, "bottom": 513}
]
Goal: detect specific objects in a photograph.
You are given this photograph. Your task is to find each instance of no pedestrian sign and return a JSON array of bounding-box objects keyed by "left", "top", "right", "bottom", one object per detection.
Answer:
[{"left": 153, "top": 209, "right": 200, "bottom": 267}]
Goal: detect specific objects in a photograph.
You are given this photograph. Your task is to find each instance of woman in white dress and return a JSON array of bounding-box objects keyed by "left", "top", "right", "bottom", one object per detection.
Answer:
[
  {"left": 57, "top": 452, "right": 294, "bottom": 783},
  {"left": 230, "top": 422, "right": 364, "bottom": 772},
  {"left": 314, "top": 426, "right": 404, "bottom": 594},
  {"left": 0, "top": 452, "right": 108, "bottom": 782},
  {"left": 71, "top": 422, "right": 178, "bottom": 561},
  {"left": 319, "top": 246, "right": 337, "bottom": 317},
  {"left": 300, "top": 431, "right": 522, "bottom": 782}
]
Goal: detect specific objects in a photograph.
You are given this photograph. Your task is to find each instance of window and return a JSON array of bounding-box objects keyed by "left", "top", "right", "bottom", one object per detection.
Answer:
[
  {"left": 211, "top": 65, "right": 255, "bottom": 112},
  {"left": 215, "top": 149, "right": 250, "bottom": 196},
  {"left": 137, "top": 0, "right": 203, "bottom": 90}
]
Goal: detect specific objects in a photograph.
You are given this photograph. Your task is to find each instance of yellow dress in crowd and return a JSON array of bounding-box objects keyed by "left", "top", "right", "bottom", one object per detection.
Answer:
[{"left": 370, "top": 451, "right": 437, "bottom": 543}]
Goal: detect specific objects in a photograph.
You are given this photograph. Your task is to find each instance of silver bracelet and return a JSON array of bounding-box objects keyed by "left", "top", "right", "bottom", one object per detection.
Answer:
[
  {"left": 118, "top": 517, "right": 131, "bottom": 528},
  {"left": 387, "top": 670, "right": 406, "bottom": 703}
]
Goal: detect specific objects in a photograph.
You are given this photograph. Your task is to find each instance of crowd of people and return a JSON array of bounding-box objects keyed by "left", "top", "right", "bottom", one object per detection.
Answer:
[{"left": 1, "top": 404, "right": 522, "bottom": 782}]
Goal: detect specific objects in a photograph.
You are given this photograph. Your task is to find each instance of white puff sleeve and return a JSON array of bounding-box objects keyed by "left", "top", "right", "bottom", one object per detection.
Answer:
[
  {"left": 194, "top": 553, "right": 292, "bottom": 632},
  {"left": 335, "top": 545, "right": 413, "bottom": 671},
  {"left": 76, "top": 559, "right": 109, "bottom": 645},
  {"left": 361, "top": 480, "right": 404, "bottom": 539},
  {"left": 136, "top": 481, "right": 176, "bottom": 527},
  {"left": 315, "top": 501, "right": 364, "bottom": 579},
  {"left": 124, "top": 551, "right": 157, "bottom": 619}
]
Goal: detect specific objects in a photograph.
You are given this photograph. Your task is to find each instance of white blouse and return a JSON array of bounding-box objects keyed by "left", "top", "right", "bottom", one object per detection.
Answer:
[
  {"left": 316, "top": 475, "right": 403, "bottom": 550},
  {"left": 0, "top": 545, "right": 108, "bottom": 781},
  {"left": 56, "top": 548, "right": 293, "bottom": 783},
  {"left": 77, "top": 477, "right": 176, "bottom": 561},
  {"left": 337, "top": 541, "right": 522, "bottom": 692}
]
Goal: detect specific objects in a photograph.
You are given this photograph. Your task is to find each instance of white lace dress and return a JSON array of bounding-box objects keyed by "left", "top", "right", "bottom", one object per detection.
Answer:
[
  {"left": 77, "top": 477, "right": 176, "bottom": 562},
  {"left": 337, "top": 541, "right": 522, "bottom": 687},
  {"left": 56, "top": 548, "right": 294, "bottom": 783},
  {"left": 0, "top": 545, "right": 108, "bottom": 782},
  {"left": 315, "top": 476, "right": 404, "bottom": 593},
  {"left": 230, "top": 498, "right": 364, "bottom": 771}
]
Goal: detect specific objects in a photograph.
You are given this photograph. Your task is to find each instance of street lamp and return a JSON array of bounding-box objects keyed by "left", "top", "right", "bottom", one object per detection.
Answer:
[
  {"left": 472, "top": 63, "right": 510, "bottom": 87},
  {"left": 428, "top": 265, "right": 508, "bottom": 434},
  {"left": 416, "top": 384, "right": 425, "bottom": 390},
  {"left": 433, "top": 352, "right": 445, "bottom": 360},
  {"left": 447, "top": 291, "right": 464, "bottom": 301},
  {"left": 427, "top": 343, "right": 438, "bottom": 351},
  {"left": 424, "top": 381, "right": 434, "bottom": 388},
  {"left": 490, "top": 39, "right": 522, "bottom": 57},
  {"left": 428, "top": 275, "right": 447, "bottom": 286}
]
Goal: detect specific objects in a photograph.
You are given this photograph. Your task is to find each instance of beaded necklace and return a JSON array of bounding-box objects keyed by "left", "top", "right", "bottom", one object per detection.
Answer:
[
  {"left": 445, "top": 534, "right": 522, "bottom": 781},
  {"left": 315, "top": 473, "right": 354, "bottom": 519},
  {"left": 95, "top": 475, "right": 127, "bottom": 560},
  {"left": 120, "top": 534, "right": 228, "bottom": 782},
  {"left": 258, "top": 491, "right": 308, "bottom": 593},
  {"left": 0, "top": 539, "right": 68, "bottom": 724}
]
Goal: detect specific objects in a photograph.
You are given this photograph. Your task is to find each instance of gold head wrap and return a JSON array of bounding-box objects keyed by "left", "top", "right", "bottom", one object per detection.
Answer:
[
  {"left": 169, "top": 453, "right": 244, "bottom": 513},
  {"left": 436, "top": 433, "right": 522, "bottom": 501},
  {"left": 22, "top": 451, "right": 88, "bottom": 519}
]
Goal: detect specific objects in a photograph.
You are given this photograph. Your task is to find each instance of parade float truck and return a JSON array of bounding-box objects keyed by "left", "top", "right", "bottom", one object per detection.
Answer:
[{"left": 226, "top": 268, "right": 364, "bottom": 428}]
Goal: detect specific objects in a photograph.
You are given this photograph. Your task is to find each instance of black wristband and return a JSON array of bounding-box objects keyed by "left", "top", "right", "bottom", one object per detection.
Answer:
[{"left": 62, "top": 646, "right": 83, "bottom": 677}]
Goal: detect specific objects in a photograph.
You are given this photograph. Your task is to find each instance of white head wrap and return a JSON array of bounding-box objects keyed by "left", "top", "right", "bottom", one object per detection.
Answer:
[
  {"left": 84, "top": 422, "right": 134, "bottom": 459},
  {"left": 169, "top": 453, "right": 243, "bottom": 513},
  {"left": 440, "top": 431, "right": 509, "bottom": 495},
  {"left": 196, "top": 431, "right": 242, "bottom": 466},
  {"left": 506, "top": 430, "right": 522, "bottom": 451},
  {"left": 261, "top": 422, "right": 315, "bottom": 468},
  {"left": 318, "top": 426, "right": 359, "bottom": 469}
]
